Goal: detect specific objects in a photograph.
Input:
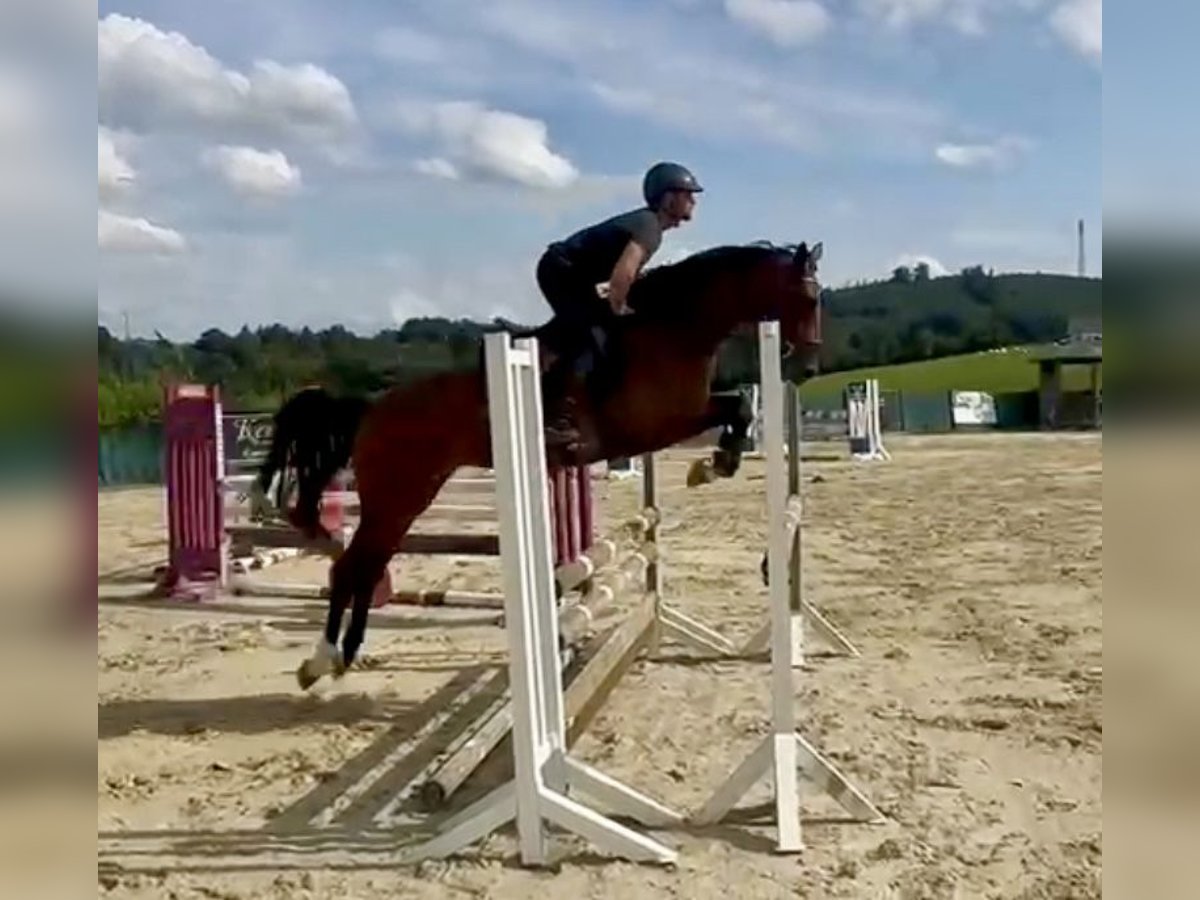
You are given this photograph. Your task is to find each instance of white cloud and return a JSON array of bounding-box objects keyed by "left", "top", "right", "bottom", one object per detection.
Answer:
[
  {"left": 476, "top": 0, "right": 625, "bottom": 61},
  {"left": 98, "top": 14, "right": 358, "bottom": 146},
  {"left": 725, "top": 0, "right": 833, "bottom": 46},
  {"left": 388, "top": 287, "right": 441, "bottom": 323},
  {"left": 98, "top": 127, "right": 136, "bottom": 198},
  {"left": 202, "top": 145, "right": 302, "bottom": 198},
  {"left": 861, "top": 0, "right": 960, "bottom": 29},
  {"left": 409, "top": 0, "right": 943, "bottom": 159},
  {"left": 392, "top": 99, "right": 579, "bottom": 189},
  {"left": 99, "top": 210, "right": 187, "bottom": 255},
  {"left": 1049, "top": 0, "right": 1101, "bottom": 61},
  {"left": 935, "top": 135, "right": 1032, "bottom": 170},
  {"left": 414, "top": 157, "right": 460, "bottom": 180},
  {"left": 100, "top": 232, "right": 552, "bottom": 339},
  {"left": 890, "top": 253, "right": 949, "bottom": 276},
  {"left": 591, "top": 70, "right": 943, "bottom": 157},
  {"left": 856, "top": 0, "right": 1042, "bottom": 36},
  {"left": 90, "top": 0, "right": 1097, "bottom": 336}
]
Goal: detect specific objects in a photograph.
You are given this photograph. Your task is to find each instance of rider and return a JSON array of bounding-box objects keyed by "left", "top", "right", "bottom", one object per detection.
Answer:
[{"left": 536, "top": 161, "right": 703, "bottom": 443}]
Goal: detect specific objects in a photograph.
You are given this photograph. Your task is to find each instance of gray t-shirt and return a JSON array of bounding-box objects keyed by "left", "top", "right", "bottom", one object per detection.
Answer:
[{"left": 551, "top": 207, "right": 663, "bottom": 284}]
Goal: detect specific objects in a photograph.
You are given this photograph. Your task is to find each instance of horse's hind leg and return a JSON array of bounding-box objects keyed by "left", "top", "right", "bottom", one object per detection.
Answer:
[
  {"left": 296, "top": 460, "right": 454, "bottom": 689},
  {"left": 297, "top": 558, "right": 354, "bottom": 689},
  {"left": 339, "top": 512, "right": 418, "bottom": 671},
  {"left": 296, "top": 515, "right": 402, "bottom": 689}
]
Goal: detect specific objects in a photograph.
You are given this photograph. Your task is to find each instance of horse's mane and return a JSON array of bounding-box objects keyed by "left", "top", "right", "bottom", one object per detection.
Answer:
[{"left": 628, "top": 241, "right": 795, "bottom": 318}]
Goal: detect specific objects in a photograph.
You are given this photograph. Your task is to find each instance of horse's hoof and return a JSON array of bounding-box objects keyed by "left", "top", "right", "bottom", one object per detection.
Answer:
[
  {"left": 686, "top": 459, "right": 717, "bottom": 488},
  {"left": 712, "top": 450, "right": 740, "bottom": 478},
  {"left": 297, "top": 660, "right": 321, "bottom": 691}
]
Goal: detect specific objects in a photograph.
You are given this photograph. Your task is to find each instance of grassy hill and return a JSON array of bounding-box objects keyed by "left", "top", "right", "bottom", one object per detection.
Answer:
[
  {"left": 817, "top": 271, "right": 1102, "bottom": 373},
  {"left": 94, "top": 268, "right": 1102, "bottom": 428},
  {"left": 831, "top": 272, "right": 1099, "bottom": 319},
  {"left": 800, "top": 344, "right": 1101, "bottom": 400}
]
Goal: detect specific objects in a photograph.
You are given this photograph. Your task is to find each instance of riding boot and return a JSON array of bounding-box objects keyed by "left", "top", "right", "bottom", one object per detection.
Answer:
[
  {"left": 584, "top": 326, "right": 621, "bottom": 407},
  {"left": 541, "top": 356, "right": 582, "bottom": 446}
]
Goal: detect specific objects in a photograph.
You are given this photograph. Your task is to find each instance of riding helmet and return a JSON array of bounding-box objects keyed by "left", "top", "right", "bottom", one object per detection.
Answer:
[{"left": 642, "top": 161, "right": 703, "bottom": 208}]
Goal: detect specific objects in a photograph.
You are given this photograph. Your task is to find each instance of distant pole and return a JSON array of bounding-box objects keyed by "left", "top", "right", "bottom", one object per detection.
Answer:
[{"left": 1077, "top": 219, "right": 1085, "bottom": 277}]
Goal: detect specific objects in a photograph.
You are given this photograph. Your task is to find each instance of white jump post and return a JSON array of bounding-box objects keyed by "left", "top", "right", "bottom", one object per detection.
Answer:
[
  {"left": 747, "top": 383, "right": 762, "bottom": 453},
  {"left": 692, "top": 320, "right": 883, "bottom": 853},
  {"left": 416, "top": 331, "right": 681, "bottom": 867},
  {"left": 847, "top": 379, "right": 891, "bottom": 461},
  {"left": 643, "top": 452, "right": 741, "bottom": 657},
  {"left": 740, "top": 324, "right": 858, "bottom": 662}
]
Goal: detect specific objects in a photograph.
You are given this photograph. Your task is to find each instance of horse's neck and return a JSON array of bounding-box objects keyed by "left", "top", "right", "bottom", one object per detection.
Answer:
[
  {"left": 626, "top": 310, "right": 721, "bottom": 360},
  {"left": 646, "top": 283, "right": 767, "bottom": 356}
]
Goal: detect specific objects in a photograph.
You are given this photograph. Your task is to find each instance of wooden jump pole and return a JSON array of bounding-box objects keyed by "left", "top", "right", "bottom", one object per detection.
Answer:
[
  {"left": 416, "top": 593, "right": 657, "bottom": 810},
  {"left": 414, "top": 535, "right": 659, "bottom": 809},
  {"left": 635, "top": 449, "right": 740, "bottom": 659}
]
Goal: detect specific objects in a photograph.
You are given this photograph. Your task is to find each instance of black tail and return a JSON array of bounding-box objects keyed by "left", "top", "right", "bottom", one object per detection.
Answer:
[{"left": 257, "top": 386, "right": 371, "bottom": 535}]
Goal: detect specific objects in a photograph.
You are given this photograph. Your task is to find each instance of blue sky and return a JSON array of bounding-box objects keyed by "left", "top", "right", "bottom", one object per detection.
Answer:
[
  {"left": 1103, "top": 0, "right": 1197, "bottom": 239},
  {"left": 89, "top": 0, "right": 1099, "bottom": 339}
]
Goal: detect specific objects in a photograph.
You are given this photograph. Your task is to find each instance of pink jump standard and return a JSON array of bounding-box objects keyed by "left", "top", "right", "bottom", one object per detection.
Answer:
[{"left": 153, "top": 383, "right": 593, "bottom": 608}]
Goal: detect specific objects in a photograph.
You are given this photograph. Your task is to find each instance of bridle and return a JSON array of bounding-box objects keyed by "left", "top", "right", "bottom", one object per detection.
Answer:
[{"left": 782, "top": 270, "right": 823, "bottom": 358}]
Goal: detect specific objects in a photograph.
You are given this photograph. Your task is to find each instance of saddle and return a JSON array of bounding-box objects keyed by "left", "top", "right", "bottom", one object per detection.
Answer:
[
  {"left": 523, "top": 315, "right": 631, "bottom": 459},
  {"left": 494, "top": 315, "right": 625, "bottom": 391}
]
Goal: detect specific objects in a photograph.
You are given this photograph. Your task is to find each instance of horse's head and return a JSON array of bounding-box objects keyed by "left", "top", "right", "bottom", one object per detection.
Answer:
[
  {"left": 628, "top": 239, "right": 826, "bottom": 381},
  {"left": 760, "top": 241, "right": 825, "bottom": 382}
]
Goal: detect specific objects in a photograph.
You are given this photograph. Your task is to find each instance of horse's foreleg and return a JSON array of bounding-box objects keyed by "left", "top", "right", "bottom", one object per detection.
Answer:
[
  {"left": 686, "top": 392, "right": 755, "bottom": 487},
  {"left": 712, "top": 391, "right": 755, "bottom": 477}
]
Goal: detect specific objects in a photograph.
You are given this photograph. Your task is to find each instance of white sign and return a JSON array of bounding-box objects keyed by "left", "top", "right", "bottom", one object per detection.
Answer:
[{"left": 952, "top": 391, "right": 997, "bottom": 426}]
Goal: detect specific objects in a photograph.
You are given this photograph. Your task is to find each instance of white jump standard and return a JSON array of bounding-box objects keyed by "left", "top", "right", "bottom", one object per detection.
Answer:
[
  {"left": 415, "top": 331, "right": 682, "bottom": 866},
  {"left": 691, "top": 321, "right": 884, "bottom": 853},
  {"left": 739, "top": 326, "right": 858, "bottom": 663},
  {"left": 846, "top": 378, "right": 890, "bottom": 461}
]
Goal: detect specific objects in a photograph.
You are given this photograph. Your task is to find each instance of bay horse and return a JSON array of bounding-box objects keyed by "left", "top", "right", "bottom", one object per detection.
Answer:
[{"left": 252, "top": 240, "right": 825, "bottom": 688}]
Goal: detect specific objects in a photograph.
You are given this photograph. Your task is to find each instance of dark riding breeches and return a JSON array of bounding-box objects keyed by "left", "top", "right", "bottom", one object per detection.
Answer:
[
  {"left": 536, "top": 249, "right": 613, "bottom": 363},
  {"left": 535, "top": 249, "right": 620, "bottom": 404}
]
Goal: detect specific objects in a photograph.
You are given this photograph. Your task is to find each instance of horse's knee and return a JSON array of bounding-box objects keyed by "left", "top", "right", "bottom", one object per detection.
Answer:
[
  {"left": 717, "top": 428, "right": 745, "bottom": 454},
  {"left": 735, "top": 395, "right": 755, "bottom": 438}
]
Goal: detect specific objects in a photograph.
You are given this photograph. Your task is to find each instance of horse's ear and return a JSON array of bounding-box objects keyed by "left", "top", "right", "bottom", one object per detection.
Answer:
[
  {"left": 810, "top": 242, "right": 823, "bottom": 263},
  {"left": 794, "top": 242, "right": 808, "bottom": 262}
]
